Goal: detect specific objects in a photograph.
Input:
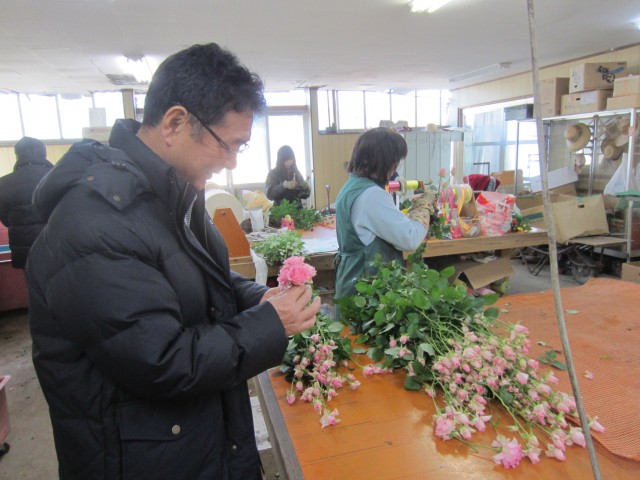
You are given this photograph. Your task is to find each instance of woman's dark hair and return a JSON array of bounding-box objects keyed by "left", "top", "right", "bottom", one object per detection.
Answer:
[
  {"left": 347, "top": 127, "right": 407, "bottom": 183},
  {"left": 275, "top": 145, "right": 302, "bottom": 181},
  {"left": 142, "top": 43, "right": 266, "bottom": 128}
]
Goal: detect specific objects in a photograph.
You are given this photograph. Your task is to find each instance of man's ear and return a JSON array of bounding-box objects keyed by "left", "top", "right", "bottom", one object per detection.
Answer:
[{"left": 161, "top": 106, "right": 190, "bottom": 146}]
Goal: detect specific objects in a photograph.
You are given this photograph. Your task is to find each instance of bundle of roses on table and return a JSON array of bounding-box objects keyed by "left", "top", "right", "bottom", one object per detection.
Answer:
[{"left": 278, "top": 249, "right": 604, "bottom": 469}]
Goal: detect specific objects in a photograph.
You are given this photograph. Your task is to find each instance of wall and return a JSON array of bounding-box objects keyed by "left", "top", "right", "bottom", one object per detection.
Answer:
[
  {"left": 449, "top": 44, "right": 640, "bottom": 115},
  {"left": 0, "top": 143, "right": 73, "bottom": 177},
  {"left": 308, "top": 89, "right": 359, "bottom": 207}
]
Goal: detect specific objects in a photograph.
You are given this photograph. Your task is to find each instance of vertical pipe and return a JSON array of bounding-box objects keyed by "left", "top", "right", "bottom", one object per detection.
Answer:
[{"left": 526, "top": 1, "right": 602, "bottom": 478}]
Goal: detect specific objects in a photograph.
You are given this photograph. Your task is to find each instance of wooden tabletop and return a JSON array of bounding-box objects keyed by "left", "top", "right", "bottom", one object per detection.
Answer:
[{"left": 257, "top": 277, "right": 639, "bottom": 479}]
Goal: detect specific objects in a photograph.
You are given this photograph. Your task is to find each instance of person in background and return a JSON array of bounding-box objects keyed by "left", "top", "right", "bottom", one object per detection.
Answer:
[
  {"left": 0, "top": 136, "right": 53, "bottom": 269},
  {"left": 25, "top": 43, "right": 319, "bottom": 480},
  {"left": 265, "top": 144, "right": 311, "bottom": 206},
  {"left": 334, "top": 127, "right": 429, "bottom": 311}
]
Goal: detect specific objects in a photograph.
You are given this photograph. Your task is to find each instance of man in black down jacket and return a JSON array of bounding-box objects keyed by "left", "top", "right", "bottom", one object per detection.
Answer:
[
  {"left": 0, "top": 136, "right": 53, "bottom": 268},
  {"left": 25, "top": 43, "right": 320, "bottom": 480}
]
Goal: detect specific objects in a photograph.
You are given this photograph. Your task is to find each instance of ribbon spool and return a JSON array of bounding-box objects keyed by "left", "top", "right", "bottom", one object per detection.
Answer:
[{"left": 387, "top": 181, "right": 402, "bottom": 192}]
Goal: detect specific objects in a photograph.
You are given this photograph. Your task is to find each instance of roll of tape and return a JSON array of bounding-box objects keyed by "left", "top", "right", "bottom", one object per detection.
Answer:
[
  {"left": 405, "top": 179, "right": 419, "bottom": 190},
  {"left": 388, "top": 181, "right": 401, "bottom": 192},
  {"left": 204, "top": 187, "right": 244, "bottom": 224}
]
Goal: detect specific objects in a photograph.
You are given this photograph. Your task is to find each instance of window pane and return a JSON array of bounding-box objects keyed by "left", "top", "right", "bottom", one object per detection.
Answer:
[
  {"left": 93, "top": 92, "right": 125, "bottom": 125},
  {"left": 392, "top": 92, "right": 415, "bottom": 126},
  {"left": 229, "top": 115, "right": 269, "bottom": 185},
  {"left": 134, "top": 93, "right": 146, "bottom": 122},
  {"left": 0, "top": 93, "right": 23, "bottom": 141},
  {"left": 337, "top": 91, "right": 364, "bottom": 130},
  {"left": 268, "top": 114, "right": 308, "bottom": 179},
  {"left": 364, "top": 91, "right": 390, "bottom": 129},
  {"left": 317, "top": 90, "right": 334, "bottom": 132},
  {"left": 19, "top": 94, "right": 60, "bottom": 140},
  {"left": 58, "top": 94, "right": 94, "bottom": 139},
  {"left": 416, "top": 90, "right": 448, "bottom": 127},
  {"left": 265, "top": 91, "right": 307, "bottom": 106}
]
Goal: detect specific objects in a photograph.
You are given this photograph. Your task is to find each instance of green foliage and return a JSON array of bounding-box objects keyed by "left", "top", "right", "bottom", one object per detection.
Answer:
[
  {"left": 252, "top": 230, "right": 304, "bottom": 266},
  {"left": 279, "top": 312, "right": 352, "bottom": 382},
  {"left": 269, "top": 199, "right": 325, "bottom": 230},
  {"left": 335, "top": 252, "right": 499, "bottom": 384}
]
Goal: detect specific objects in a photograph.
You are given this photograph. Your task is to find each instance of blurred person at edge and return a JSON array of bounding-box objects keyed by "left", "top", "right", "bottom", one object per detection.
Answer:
[
  {"left": 334, "top": 127, "right": 429, "bottom": 318},
  {"left": 25, "top": 43, "right": 319, "bottom": 480},
  {"left": 265, "top": 144, "right": 311, "bottom": 206},
  {"left": 0, "top": 136, "right": 53, "bottom": 268}
]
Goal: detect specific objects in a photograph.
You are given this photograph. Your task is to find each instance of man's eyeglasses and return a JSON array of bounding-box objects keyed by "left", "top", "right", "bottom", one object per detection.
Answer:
[{"left": 178, "top": 105, "right": 249, "bottom": 154}]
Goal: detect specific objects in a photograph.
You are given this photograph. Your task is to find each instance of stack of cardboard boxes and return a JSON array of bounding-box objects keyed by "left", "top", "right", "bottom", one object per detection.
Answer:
[
  {"left": 561, "top": 62, "right": 626, "bottom": 115},
  {"left": 606, "top": 75, "right": 640, "bottom": 110}
]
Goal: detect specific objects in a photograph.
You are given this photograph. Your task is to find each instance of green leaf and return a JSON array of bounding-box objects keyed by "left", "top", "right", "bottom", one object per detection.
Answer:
[
  {"left": 352, "top": 348, "right": 367, "bottom": 354},
  {"left": 484, "top": 307, "right": 499, "bottom": 320},
  {"left": 418, "top": 343, "right": 435, "bottom": 357},
  {"left": 440, "top": 265, "right": 456, "bottom": 278},
  {"left": 551, "top": 361, "right": 568, "bottom": 371},
  {"left": 355, "top": 334, "right": 369, "bottom": 344},
  {"left": 404, "top": 375, "right": 422, "bottom": 391},
  {"left": 327, "top": 322, "right": 344, "bottom": 333},
  {"left": 565, "top": 309, "right": 579, "bottom": 315},
  {"left": 537, "top": 356, "right": 550, "bottom": 364},
  {"left": 374, "top": 309, "right": 386, "bottom": 326},
  {"left": 384, "top": 347, "right": 400, "bottom": 356},
  {"left": 498, "top": 388, "right": 514, "bottom": 405},
  {"left": 368, "top": 347, "right": 384, "bottom": 362},
  {"left": 353, "top": 296, "right": 366, "bottom": 308},
  {"left": 545, "top": 350, "right": 557, "bottom": 360}
]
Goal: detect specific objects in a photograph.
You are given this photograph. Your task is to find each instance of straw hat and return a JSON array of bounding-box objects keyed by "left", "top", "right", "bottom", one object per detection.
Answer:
[
  {"left": 601, "top": 138, "right": 624, "bottom": 161},
  {"left": 614, "top": 119, "right": 630, "bottom": 147},
  {"left": 564, "top": 123, "right": 591, "bottom": 151}
]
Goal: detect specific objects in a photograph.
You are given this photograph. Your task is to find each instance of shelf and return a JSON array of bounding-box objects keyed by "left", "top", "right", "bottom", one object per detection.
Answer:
[{"left": 542, "top": 107, "right": 638, "bottom": 122}]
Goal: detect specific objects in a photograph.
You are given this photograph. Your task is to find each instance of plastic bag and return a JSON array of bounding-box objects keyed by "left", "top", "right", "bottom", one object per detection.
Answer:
[
  {"left": 604, "top": 154, "right": 638, "bottom": 195},
  {"left": 475, "top": 191, "right": 516, "bottom": 237}
]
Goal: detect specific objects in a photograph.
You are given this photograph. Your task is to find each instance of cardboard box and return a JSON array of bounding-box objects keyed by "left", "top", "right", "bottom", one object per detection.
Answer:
[
  {"left": 452, "top": 256, "right": 513, "bottom": 289},
  {"left": 520, "top": 194, "right": 609, "bottom": 243},
  {"left": 540, "top": 77, "right": 569, "bottom": 117},
  {"left": 622, "top": 261, "right": 640, "bottom": 284},
  {"left": 606, "top": 94, "right": 640, "bottom": 110},
  {"left": 569, "top": 62, "right": 627, "bottom": 93},
  {"left": 528, "top": 166, "right": 578, "bottom": 193},
  {"left": 613, "top": 75, "right": 640, "bottom": 97},
  {"left": 518, "top": 193, "right": 575, "bottom": 229},
  {"left": 561, "top": 90, "right": 612, "bottom": 115},
  {"left": 0, "top": 375, "right": 10, "bottom": 444},
  {"left": 516, "top": 185, "right": 577, "bottom": 211}
]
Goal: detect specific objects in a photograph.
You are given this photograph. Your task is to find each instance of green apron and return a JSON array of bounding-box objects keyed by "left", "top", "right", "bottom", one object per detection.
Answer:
[{"left": 334, "top": 175, "right": 403, "bottom": 317}]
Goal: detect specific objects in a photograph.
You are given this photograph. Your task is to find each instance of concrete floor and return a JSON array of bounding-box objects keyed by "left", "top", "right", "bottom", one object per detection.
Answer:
[{"left": 0, "top": 257, "right": 614, "bottom": 479}]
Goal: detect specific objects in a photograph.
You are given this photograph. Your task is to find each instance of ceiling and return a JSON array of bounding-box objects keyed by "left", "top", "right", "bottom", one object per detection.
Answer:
[{"left": 1, "top": 0, "right": 639, "bottom": 95}]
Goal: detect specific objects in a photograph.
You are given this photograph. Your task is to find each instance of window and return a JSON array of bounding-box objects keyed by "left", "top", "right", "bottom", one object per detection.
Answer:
[
  {"left": 58, "top": 94, "right": 94, "bottom": 139},
  {"left": 317, "top": 90, "right": 335, "bottom": 132},
  {"left": 92, "top": 92, "right": 125, "bottom": 125},
  {"left": 229, "top": 115, "right": 269, "bottom": 185},
  {"left": 337, "top": 91, "right": 365, "bottom": 130},
  {"left": 265, "top": 90, "right": 307, "bottom": 106},
  {"left": 268, "top": 114, "right": 308, "bottom": 178},
  {"left": 365, "top": 91, "right": 390, "bottom": 129},
  {"left": 19, "top": 94, "right": 60, "bottom": 140},
  {"left": 462, "top": 98, "right": 537, "bottom": 180},
  {"left": 391, "top": 92, "right": 415, "bottom": 125},
  {"left": 0, "top": 94, "right": 22, "bottom": 141}
]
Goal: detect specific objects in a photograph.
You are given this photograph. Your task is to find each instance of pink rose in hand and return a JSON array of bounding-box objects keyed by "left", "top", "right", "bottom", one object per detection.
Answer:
[{"left": 277, "top": 256, "right": 317, "bottom": 289}]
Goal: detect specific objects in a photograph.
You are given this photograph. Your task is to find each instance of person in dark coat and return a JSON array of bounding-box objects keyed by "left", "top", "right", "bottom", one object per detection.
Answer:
[
  {"left": 0, "top": 136, "right": 53, "bottom": 268},
  {"left": 265, "top": 145, "right": 310, "bottom": 206},
  {"left": 25, "top": 43, "right": 320, "bottom": 480}
]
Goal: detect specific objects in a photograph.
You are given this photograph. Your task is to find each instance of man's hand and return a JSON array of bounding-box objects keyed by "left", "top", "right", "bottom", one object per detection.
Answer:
[{"left": 267, "top": 285, "right": 320, "bottom": 336}]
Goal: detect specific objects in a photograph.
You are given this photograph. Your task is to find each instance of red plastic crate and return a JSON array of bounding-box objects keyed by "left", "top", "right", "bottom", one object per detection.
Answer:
[{"left": 0, "top": 375, "right": 10, "bottom": 444}]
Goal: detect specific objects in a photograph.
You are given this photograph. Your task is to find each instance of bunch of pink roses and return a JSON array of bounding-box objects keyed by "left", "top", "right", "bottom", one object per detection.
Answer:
[
  {"left": 278, "top": 256, "right": 372, "bottom": 427},
  {"left": 425, "top": 316, "right": 604, "bottom": 468}
]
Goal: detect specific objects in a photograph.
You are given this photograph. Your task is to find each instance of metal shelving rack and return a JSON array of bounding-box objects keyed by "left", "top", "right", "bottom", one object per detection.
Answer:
[{"left": 516, "top": 108, "right": 639, "bottom": 262}]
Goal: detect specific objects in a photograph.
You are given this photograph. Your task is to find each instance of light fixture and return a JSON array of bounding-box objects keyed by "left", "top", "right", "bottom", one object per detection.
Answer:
[
  {"left": 118, "top": 55, "right": 155, "bottom": 84},
  {"left": 409, "top": 0, "right": 454, "bottom": 14},
  {"left": 449, "top": 62, "right": 512, "bottom": 84}
]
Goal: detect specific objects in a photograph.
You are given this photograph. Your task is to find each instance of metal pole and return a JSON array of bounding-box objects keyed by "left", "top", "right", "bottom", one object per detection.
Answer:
[{"left": 525, "top": 1, "right": 602, "bottom": 478}]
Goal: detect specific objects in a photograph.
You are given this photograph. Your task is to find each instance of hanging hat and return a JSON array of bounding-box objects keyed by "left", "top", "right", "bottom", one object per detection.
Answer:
[
  {"left": 564, "top": 123, "right": 591, "bottom": 152},
  {"left": 614, "top": 119, "right": 630, "bottom": 147},
  {"left": 601, "top": 138, "right": 624, "bottom": 161}
]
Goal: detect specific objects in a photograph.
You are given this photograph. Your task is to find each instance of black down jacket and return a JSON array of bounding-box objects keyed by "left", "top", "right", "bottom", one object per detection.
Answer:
[
  {"left": 26, "top": 119, "right": 288, "bottom": 479},
  {"left": 0, "top": 149, "right": 53, "bottom": 268}
]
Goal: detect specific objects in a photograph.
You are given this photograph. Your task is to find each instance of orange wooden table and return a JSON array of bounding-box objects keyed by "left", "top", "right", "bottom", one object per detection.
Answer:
[{"left": 257, "top": 278, "right": 639, "bottom": 480}]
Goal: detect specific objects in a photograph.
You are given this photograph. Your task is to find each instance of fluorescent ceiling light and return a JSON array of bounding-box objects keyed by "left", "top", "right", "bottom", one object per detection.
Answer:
[
  {"left": 410, "top": 0, "right": 454, "bottom": 14},
  {"left": 449, "top": 62, "right": 512, "bottom": 83},
  {"left": 118, "top": 55, "right": 156, "bottom": 83}
]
